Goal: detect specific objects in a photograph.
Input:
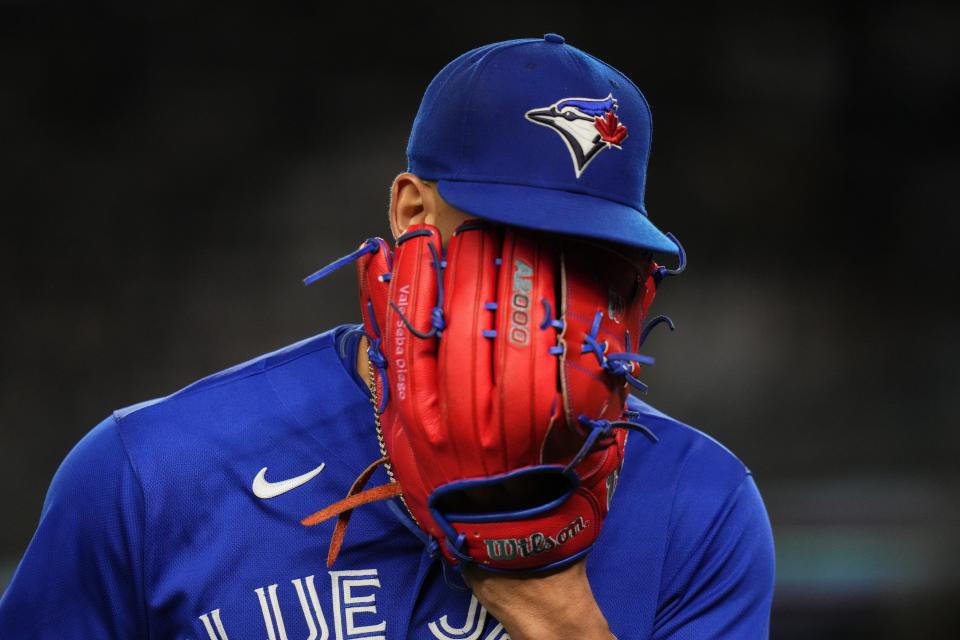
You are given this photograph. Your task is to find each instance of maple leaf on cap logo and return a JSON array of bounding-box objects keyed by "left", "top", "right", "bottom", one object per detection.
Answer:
[
  {"left": 525, "top": 95, "right": 628, "bottom": 178},
  {"left": 594, "top": 111, "right": 628, "bottom": 147}
]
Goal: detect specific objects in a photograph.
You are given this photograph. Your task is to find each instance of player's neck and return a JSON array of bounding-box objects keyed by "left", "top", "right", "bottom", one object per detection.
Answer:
[{"left": 356, "top": 335, "right": 370, "bottom": 388}]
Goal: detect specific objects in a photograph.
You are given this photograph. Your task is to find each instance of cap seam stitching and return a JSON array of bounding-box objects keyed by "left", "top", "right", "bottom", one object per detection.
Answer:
[
  {"left": 580, "top": 49, "right": 655, "bottom": 180},
  {"left": 457, "top": 39, "right": 540, "bottom": 180}
]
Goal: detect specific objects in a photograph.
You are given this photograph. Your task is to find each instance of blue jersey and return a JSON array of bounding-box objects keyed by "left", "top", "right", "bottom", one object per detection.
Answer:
[{"left": 0, "top": 325, "right": 774, "bottom": 639}]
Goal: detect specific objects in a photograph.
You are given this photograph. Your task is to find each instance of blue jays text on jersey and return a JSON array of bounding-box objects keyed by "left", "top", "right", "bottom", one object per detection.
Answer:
[{"left": 0, "top": 325, "right": 775, "bottom": 638}]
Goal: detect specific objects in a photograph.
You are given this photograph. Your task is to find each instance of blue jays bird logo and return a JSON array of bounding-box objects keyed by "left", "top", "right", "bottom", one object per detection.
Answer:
[{"left": 525, "top": 94, "right": 629, "bottom": 178}]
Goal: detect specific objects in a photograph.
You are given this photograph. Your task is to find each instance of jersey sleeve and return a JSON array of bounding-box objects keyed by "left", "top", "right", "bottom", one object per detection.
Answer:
[
  {"left": 652, "top": 473, "right": 775, "bottom": 639},
  {"left": 0, "top": 416, "right": 148, "bottom": 638}
]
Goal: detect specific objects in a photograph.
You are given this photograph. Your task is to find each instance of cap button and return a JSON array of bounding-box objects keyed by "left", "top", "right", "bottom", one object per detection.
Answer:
[{"left": 543, "top": 33, "right": 565, "bottom": 44}]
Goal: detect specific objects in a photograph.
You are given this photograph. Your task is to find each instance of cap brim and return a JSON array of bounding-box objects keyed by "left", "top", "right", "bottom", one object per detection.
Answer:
[{"left": 437, "top": 180, "right": 679, "bottom": 255}]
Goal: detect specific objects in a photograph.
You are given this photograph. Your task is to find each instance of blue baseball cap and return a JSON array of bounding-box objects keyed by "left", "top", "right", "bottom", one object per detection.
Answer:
[{"left": 407, "top": 34, "right": 678, "bottom": 255}]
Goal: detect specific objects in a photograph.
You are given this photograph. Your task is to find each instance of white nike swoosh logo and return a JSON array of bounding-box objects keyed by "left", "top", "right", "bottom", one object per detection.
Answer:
[{"left": 252, "top": 463, "right": 326, "bottom": 499}]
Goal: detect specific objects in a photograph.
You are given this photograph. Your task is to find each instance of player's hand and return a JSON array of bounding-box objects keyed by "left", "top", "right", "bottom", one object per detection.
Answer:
[{"left": 464, "top": 558, "right": 615, "bottom": 640}]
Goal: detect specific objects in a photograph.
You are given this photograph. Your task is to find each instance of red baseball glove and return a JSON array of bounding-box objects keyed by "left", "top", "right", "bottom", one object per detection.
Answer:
[{"left": 302, "top": 220, "right": 682, "bottom": 573}]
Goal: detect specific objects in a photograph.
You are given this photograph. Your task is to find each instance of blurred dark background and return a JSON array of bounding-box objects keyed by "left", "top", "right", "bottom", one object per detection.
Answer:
[{"left": 2, "top": 1, "right": 958, "bottom": 637}]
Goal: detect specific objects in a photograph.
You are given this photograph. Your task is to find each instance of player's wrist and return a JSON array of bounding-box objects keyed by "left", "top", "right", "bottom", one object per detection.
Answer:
[
  {"left": 480, "top": 599, "right": 613, "bottom": 640},
  {"left": 465, "top": 559, "right": 614, "bottom": 640}
]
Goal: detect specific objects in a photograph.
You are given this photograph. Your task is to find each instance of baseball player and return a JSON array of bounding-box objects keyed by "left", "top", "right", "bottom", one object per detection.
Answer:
[{"left": 0, "top": 35, "right": 774, "bottom": 639}]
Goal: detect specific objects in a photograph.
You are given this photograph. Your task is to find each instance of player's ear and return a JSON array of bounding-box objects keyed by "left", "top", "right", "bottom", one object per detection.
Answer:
[{"left": 389, "top": 172, "right": 430, "bottom": 240}]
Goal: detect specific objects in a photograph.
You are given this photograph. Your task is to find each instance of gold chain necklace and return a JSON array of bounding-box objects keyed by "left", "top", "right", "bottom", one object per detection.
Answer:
[
  {"left": 365, "top": 354, "right": 391, "bottom": 474},
  {"left": 365, "top": 343, "right": 419, "bottom": 525}
]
